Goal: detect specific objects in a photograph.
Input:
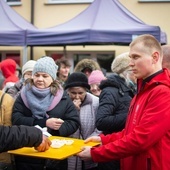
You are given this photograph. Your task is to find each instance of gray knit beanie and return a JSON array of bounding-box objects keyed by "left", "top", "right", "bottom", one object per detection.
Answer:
[{"left": 33, "top": 56, "right": 58, "bottom": 80}]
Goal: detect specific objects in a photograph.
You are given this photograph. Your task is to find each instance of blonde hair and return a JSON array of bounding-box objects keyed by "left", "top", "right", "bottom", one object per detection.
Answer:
[
  {"left": 111, "top": 52, "right": 130, "bottom": 74},
  {"left": 130, "top": 34, "right": 163, "bottom": 58}
]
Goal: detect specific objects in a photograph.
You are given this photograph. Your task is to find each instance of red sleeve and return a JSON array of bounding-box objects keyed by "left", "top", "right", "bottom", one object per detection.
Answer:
[
  {"left": 100, "top": 129, "right": 125, "bottom": 145},
  {"left": 91, "top": 86, "right": 170, "bottom": 162}
]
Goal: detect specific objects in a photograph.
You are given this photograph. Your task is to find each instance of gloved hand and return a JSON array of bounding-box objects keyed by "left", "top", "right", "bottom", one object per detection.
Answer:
[{"left": 34, "top": 135, "right": 51, "bottom": 152}]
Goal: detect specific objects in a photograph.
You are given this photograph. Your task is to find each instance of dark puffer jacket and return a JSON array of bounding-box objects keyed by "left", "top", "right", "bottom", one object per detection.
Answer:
[
  {"left": 0, "top": 125, "right": 42, "bottom": 153},
  {"left": 96, "top": 74, "right": 134, "bottom": 135},
  {"left": 96, "top": 74, "right": 134, "bottom": 170}
]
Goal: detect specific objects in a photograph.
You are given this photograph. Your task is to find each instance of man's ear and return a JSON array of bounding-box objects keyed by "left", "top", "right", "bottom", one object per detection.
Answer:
[{"left": 152, "top": 52, "right": 159, "bottom": 64}]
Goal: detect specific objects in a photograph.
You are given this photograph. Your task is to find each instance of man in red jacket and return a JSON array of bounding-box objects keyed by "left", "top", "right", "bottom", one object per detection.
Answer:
[{"left": 77, "top": 34, "right": 170, "bottom": 170}]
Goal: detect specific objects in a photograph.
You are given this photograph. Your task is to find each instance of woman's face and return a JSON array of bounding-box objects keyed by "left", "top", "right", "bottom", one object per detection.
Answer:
[
  {"left": 23, "top": 71, "right": 32, "bottom": 80},
  {"left": 90, "top": 84, "right": 101, "bottom": 97},
  {"left": 67, "top": 87, "right": 87, "bottom": 102},
  {"left": 33, "top": 72, "right": 53, "bottom": 89}
]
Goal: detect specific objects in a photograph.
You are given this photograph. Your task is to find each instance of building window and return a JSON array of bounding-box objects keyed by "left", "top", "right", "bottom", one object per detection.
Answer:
[
  {"left": 0, "top": 52, "right": 20, "bottom": 65},
  {"left": 46, "top": 51, "right": 115, "bottom": 74},
  {"left": 96, "top": 54, "right": 115, "bottom": 73},
  {"left": 4, "top": 0, "right": 21, "bottom": 5},
  {"left": 139, "top": 0, "right": 170, "bottom": 2},
  {"left": 6, "top": 53, "right": 20, "bottom": 65},
  {"left": 73, "top": 54, "right": 91, "bottom": 67},
  {"left": 73, "top": 53, "right": 115, "bottom": 73},
  {"left": 48, "top": 0, "right": 93, "bottom": 4},
  {"left": 6, "top": 0, "right": 21, "bottom": 1},
  {"left": 50, "top": 54, "right": 64, "bottom": 61}
]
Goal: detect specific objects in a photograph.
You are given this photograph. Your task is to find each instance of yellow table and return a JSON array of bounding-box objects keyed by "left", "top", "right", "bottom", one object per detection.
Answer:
[{"left": 8, "top": 136, "right": 100, "bottom": 160}]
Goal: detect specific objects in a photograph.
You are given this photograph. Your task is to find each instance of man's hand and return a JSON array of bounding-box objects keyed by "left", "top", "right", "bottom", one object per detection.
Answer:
[
  {"left": 84, "top": 136, "right": 101, "bottom": 144},
  {"left": 77, "top": 146, "right": 92, "bottom": 161},
  {"left": 77, "top": 136, "right": 101, "bottom": 160},
  {"left": 34, "top": 135, "right": 51, "bottom": 152}
]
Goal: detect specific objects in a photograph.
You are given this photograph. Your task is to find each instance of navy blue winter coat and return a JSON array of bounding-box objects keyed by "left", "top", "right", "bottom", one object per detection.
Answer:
[{"left": 96, "top": 74, "right": 134, "bottom": 135}]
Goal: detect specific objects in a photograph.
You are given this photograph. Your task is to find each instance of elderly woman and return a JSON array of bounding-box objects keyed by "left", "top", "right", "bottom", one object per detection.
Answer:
[
  {"left": 65, "top": 72, "right": 101, "bottom": 170},
  {"left": 12, "top": 56, "right": 80, "bottom": 170}
]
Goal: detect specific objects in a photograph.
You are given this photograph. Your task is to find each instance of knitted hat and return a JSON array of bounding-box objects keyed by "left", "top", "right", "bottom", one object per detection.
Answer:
[
  {"left": 33, "top": 56, "right": 58, "bottom": 80},
  {"left": 22, "top": 60, "right": 36, "bottom": 76},
  {"left": 65, "top": 72, "right": 90, "bottom": 90},
  {"left": 88, "top": 70, "right": 105, "bottom": 85},
  {"left": 111, "top": 52, "right": 130, "bottom": 74}
]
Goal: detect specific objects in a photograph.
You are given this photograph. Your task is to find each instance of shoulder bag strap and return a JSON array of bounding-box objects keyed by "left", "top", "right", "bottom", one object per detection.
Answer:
[{"left": 0, "top": 93, "right": 6, "bottom": 125}]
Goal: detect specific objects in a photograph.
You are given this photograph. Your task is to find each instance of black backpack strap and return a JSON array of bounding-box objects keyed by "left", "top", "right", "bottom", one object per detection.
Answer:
[{"left": 0, "top": 93, "right": 5, "bottom": 107}]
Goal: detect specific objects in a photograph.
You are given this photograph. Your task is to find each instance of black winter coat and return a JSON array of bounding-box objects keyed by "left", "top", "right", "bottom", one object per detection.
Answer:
[
  {"left": 12, "top": 91, "right": 80, "bottom": 170},
  {"left": 96, "top": 74, "right": 134, "bottom": 170},
  {"left": 0, "top": 125, "right": 42, "bottom": 153},
  {"left": 12, "top": 91, "right": 80, "bottom": 137},
  {"left": 96, "top": 74, "right": 134, "bottom": 135}
]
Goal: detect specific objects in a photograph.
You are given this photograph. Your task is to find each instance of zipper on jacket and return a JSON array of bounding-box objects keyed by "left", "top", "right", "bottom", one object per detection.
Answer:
[
  {"left": 147, "top": 158, "right": 151, "bottom": 170},
  {"left": 124, "top": 95, "right": 138, "bottom": 134}
]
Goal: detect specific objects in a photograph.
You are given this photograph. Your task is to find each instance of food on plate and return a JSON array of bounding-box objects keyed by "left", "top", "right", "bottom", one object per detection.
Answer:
[
  {"left": 51, "top": 139, "right": 74, "bottom": 148},
  {"left": 64, "top": 139, "right": 74, "bottom": 145}
]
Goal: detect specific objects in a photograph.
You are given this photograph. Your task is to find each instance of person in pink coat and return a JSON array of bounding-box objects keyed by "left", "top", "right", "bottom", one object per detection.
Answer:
[{"left": 77, "top": 34, "right": 170, "bottom": 170}]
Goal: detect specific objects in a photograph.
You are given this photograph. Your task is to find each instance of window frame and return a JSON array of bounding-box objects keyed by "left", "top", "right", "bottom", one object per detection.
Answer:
[
  {"left": 4, "top": 0, "right": 21, "bottom": 6},
  {"left": 47, "top": 0, "right": 93, "bottom": 4}
]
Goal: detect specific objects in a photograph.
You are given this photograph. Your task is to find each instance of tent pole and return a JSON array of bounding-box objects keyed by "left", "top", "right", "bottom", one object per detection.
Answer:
[
  {"left": 22, "top": 46, "right": 28, "bottom": 65},
  {"left": 30, "top": 46, "right": 33, "bottom": 60},
  {"left": 63, "top": 46, "right": 67, "bottom": 57}
]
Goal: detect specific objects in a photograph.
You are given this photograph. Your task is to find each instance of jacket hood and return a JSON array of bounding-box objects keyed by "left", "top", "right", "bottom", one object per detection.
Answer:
[
  {"left": 0, "top": 59, "right": 16, "bottom": 78},
  {"left": 74, "top": 59, "right": 101, "bottom": 72},
  {"left": 100, "top": 74, "right": 130, "bottom": 93}
]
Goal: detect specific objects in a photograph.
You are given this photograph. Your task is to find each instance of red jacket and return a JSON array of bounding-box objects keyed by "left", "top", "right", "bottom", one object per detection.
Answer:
[{"left": 91, "top": 68, "right": 170, "bottom": 170}]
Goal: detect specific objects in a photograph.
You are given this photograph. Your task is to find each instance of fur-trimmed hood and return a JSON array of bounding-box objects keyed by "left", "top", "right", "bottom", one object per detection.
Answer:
[{"left": 74, "top": 59, "right": 101, "bottom": 73}]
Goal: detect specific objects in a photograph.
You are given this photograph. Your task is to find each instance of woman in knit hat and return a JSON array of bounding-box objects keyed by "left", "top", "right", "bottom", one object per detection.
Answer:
[
  {"left": 88, "top": 70, "right": 106, "bottom": 96},
  {"left": 7, "top": 60, "right": 36, "bottom": 99},
  {"left": 65, "top": 72, "right": 101, "bottom": 170},
  {"left": 94, "top": 52, "right": 135, "bottom": 170},
  {"left": 12, "top": 56, "right": 79, "bottom": 170}
]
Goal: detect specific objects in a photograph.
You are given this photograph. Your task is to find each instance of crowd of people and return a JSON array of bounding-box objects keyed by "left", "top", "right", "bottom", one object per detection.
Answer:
[{"left": 0, "top": 34, "right": 170, "bottom": 170}]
